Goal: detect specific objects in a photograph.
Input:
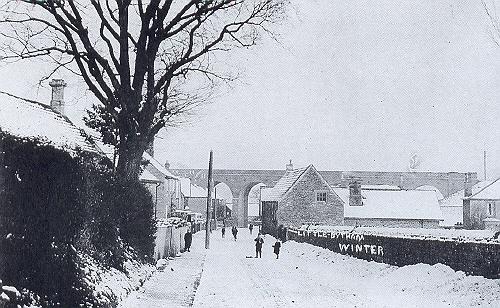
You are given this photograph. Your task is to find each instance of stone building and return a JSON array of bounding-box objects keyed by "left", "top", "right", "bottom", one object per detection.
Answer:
[
  {"left": 439, "top": 180, "right": 492, "bottom": 228},
  {"left": 463, "top": 178, "right": 500, "bottom": 231},
  {"left": 261, "top": 164, "right": 344, "bottom": 235},
  {"left": 333, "top": 183, "right": 443, "bottom": 228}
]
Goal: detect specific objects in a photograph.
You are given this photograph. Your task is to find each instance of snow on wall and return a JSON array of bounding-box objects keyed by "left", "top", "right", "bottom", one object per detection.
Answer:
[{"left": 288, "top": 225, "right": 500, "bottom": 278}]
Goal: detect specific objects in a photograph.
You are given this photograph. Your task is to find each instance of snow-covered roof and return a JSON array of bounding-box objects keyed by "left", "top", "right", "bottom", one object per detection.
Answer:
[
  {"left": 467, "top": 178, "right": 500, "bottom": 200},
  {"left": 180, "top": 177, "right": 207, "bottom": 197},
  {"left": 439, "top": 181, "right": 493, "bottom": 205},
  {"left": 415, "top": 185, "right": 444, "bottom": 200},
  {"left": 0, "top": 98, "right": 99, "bottom": 153},
  {"left": 140, "top": 169, "right": 162, "bottom": 183},
  {"left": 143, "top": 151, "right": 179, "bottom": 180},
  {"left": 362, "top": 185, "right": 400, "bottom": 190},
  {"left": 78, "top": 126, "right": 116, "bottom": 159},
  {"left": 333, "top": 188, "right": 443, "bottom": 221},
  {"left": 261, "top": 166, "right": 311, "bottom": 201}
]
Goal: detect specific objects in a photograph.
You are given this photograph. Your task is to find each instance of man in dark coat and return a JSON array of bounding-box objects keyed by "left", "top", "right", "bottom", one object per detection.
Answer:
[
  {"left": 273, "top": 239, "right": 282, "bottom": 259},
  {"left": 184, "top": 230, "right": 192, "bottom": 252},
  {"left": 232, "top": 226, "right": 238, "bottom": 241},
  {"left": 254, "top": 233, "right": 264, "bottom": 258},
  {"left": 249, "top": 223, "right": 254, "bottom": 234},
  {"left": 221, "top": 226, "right": 226, "bottom": 238}
]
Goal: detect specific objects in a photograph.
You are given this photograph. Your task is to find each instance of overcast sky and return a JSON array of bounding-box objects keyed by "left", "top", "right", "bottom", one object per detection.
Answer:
[{"left": 1, "top": 0, "right": 499, "bottom": 178}]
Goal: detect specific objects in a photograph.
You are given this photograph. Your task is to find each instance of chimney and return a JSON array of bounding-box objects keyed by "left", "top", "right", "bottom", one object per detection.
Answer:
[
  {"left": 349, "top": 180, "right": 363, "bottom": 206},
  {"left": 464, "top": 172, "right": 473, "bottom": 198},
  {"left": 286, "top": 159, "right": 293, "bottom": 172},
  {"left": 165, "top": 161, "right": 170, "bottom": 170},
  {"left": 145, "top": 139, "right": 154, "bottom": 157},
  {"left": 49, "top": 79, "right": 66, "bottom": 115}
]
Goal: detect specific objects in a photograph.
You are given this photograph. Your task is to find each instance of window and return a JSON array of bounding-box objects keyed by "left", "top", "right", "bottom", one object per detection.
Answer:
[
  {"left": 488, "top": 203, "right": 494, "bottom": 216},
  {"left": 316, "top": 191, "right": 327, "bottom": 202}
]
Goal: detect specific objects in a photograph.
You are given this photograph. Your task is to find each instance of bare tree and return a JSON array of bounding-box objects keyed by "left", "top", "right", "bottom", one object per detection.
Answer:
[{"left": 0, "top": 0, "right": 286, "bottom": 181}]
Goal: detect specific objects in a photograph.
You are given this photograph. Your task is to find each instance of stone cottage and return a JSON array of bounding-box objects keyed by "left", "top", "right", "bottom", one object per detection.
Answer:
[
  {"left": 261, "top": 164, "right": 344, "bottom": 235},
  {"left": 463, "top": 178, "right": 500, "bottom": 231},
  {"left": 439, "top": 180, "right": 492, "bottom": 228},
  {"left": 141, "top": 151, "right": 180, "bottom": 220}
]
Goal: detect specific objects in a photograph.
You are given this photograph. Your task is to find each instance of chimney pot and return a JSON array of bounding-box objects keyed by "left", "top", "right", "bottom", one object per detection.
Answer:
[
  {"left": 349, "top": 180, "right": 363, "bottom": 206},
  {"left": 286, "top": 159, "right": 293, "bottom": 171},
  {"left": 49, "top": 79, "right": 66, "bottom": 115}
]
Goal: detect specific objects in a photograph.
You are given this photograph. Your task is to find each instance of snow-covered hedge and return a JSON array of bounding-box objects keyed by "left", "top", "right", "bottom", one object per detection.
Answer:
[
  {"left": 0, "top": 132, "right": 156, "bottom": 306},
  {"left": 289, "top": 225, "right": 500, "bottom": 278}
]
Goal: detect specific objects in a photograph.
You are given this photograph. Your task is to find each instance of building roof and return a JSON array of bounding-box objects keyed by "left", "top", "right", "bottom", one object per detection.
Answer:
[
  {"left": 362, "top": 185, "right": 400, "bottom": 190},
  {"left": 261, "top": 166, "right": 310, "bottom": 201},
  {"left": 140, "top": 169, "right": 162, "bottom": 183},
  {"left": 0, "top": 98, "right": 99, "bottom": 153},
  {"left": 439, "top": 181, "right": 493, "bottom": 205},
  {"left": 332, "top": 188, "right": 443, "bottom": 221},
  {"left": 467, "top": 178, "right": 500, "bottom": 200},
  {"left": 180, "top": 177, "right": 207, "bottom": 197},
  {"left": 261, "top": 165, "right": 337, "bottom": 202},
  {"left": 143, "top": 151, "right": 179, "bottom": 180}
]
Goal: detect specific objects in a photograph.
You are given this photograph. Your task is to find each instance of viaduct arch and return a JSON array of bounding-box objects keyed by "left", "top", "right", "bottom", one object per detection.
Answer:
[{"left": 170, "top": 168, "right": 477, "bottom": 227}]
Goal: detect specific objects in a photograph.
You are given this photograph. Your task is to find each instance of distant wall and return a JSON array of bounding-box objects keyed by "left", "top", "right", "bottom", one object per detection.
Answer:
[
  {"left": 344, "top": 218, "right": 440, "bottom": 229},
  {"left": 287, "top": 227, "right": 500, "bottom": 278},
  {"left": 186, "top": 197, "right": 206, "bottom": 214}
]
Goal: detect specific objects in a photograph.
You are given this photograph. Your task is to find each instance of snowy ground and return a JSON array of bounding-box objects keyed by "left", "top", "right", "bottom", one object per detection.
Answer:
[
  {"left": 119, "top": 228, "right": 500, "bottom": 308},
  {"left": 119, "top": 232, "right": 207, "bottom": 308}
]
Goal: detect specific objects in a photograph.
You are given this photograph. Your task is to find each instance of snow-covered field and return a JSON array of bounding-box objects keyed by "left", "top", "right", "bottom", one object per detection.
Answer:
[{"left": 119, "top": 229, "right": 500, "bottom": 308}]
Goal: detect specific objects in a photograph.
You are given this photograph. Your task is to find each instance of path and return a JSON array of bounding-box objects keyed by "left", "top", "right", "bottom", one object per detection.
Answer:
[{"left": 119, "top": 231, "right": 206, "bottom": 307}]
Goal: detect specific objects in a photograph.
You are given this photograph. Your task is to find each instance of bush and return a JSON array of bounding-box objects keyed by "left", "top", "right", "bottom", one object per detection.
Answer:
[
  {"left": 0, "top": 135, "right": 90, "bottom": 307},
  {"left": 110, "top": 180, "right": 156, "bottom": 264},
  {"left": 0, "top": 132, "right": 157, "bottom": 306}
]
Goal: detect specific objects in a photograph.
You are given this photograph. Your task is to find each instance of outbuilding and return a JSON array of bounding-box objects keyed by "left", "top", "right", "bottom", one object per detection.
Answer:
[{"left": 333, "top": 183, "right": 443, "bottom": 228}]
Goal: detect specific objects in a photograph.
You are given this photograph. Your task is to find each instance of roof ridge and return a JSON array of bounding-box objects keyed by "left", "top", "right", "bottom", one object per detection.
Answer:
[
  {"left": 279, "top": 164, "right": 313, "bottom": 200},
  {"left": 468, "top": 177, "right": 500, "bottom": 199}
]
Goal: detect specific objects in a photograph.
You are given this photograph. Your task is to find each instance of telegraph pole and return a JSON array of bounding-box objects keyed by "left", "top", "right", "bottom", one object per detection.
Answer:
[{"left": 205, "top": 150, "right": 213, "bottom": 249}]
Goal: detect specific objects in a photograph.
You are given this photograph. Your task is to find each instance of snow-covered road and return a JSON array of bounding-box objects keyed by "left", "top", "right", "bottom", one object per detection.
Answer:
[
  {"left": 121, "top": 228, "right": 500, "bottom": 308},
  {"left": 194, "top": 229, "right": 500, "bottom": 308}
]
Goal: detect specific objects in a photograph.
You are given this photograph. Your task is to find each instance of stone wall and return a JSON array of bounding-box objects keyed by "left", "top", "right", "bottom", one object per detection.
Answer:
[
  {"left": 344, "top": 218, "right": 440, "bottom": 229},
  {"left": 277, "top": 168, "right": 344, "bottom": 228},
  {"left": 464, "top": 199, "right": 500, "bottom": 230},
  {"left": 288, "top": 227, "right": 500, "bottom": 278}
]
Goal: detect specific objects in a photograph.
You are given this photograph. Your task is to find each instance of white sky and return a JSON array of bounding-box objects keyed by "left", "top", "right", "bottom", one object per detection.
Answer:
[{"left": 1, "top": 0, "right": 499, "bottom": 178}]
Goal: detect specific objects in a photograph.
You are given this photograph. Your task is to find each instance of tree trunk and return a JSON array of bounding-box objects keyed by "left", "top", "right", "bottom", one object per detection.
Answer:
[{"left": 115, "top": 137, "right": 148, "bottom": 182}]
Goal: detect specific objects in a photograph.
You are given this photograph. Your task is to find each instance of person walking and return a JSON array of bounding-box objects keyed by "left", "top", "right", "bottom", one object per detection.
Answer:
[
  {"left": 232, "top": 226, "right": 238, "bottom": 241},
  {"left": 254, "top": 233, "right": 264, "bottom": 258},
  {"left": 221, "top": 226, "right": 226, "bottom": 238},
  {"left": 249, "top": 223, "right": 254, "bottom": 234},
  {"left": 184, "top": 230, "right": 192, "bottom": 252},
  {"left": 273, "top": 239, "right": 282, "bottom": 259}
]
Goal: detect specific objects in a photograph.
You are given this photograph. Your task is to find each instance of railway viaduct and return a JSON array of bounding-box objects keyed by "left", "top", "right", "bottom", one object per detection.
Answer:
[{"left": 170, "top": 168, "right": 477, "bottom": 227}]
